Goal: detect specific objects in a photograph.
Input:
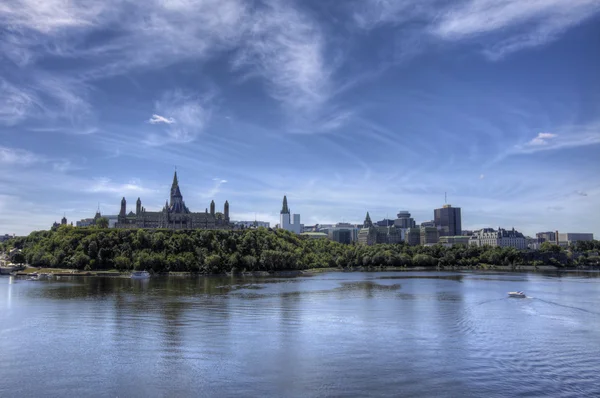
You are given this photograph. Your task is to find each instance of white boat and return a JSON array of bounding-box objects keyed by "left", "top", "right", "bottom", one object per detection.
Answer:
[
  {"left": 130, "top": 271, "right": 151, "bottom": 279},
  {"left": 508, "top": 291, "right": 526, "bottom": 298}
]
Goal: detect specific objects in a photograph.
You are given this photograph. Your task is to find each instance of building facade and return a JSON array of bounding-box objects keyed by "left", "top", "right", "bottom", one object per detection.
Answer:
[
  {"left": 438, "top": 236, "right": 470, "bottom": 247},
  {"left": 358, "top": 212, "right": 402, "bottom": 245},
  {"left": 469, "top": 228, "right": 527, "bottom": 249},
  {"left": 405, "top": 228, "right": 421, "bottom": 246},
  {"left": 558, "top": 233, "right": 594, "bottom": 246},
  {"left": 233, "top": 221, "right": 271, "bottom": 229},
  {"left": 116, "top": 172, "right": 231, "bottom": 230},
  {"left": 279, "top": 196, "right": 303, "bottom": 234},
  {"left": 434, "top": 204, "right": 462, "bottom": 237},
  {"left": 394, "top": 211, "right": 417, "bottom": 229},
  {"left": 420, "top": 227, "right": 440, "bottom": 245},
  {"left": 329, "top": 229, "right": 353, "bottom": 244},
  {"left": 536, "top": 231, "right": 557, "bottom": 243}
]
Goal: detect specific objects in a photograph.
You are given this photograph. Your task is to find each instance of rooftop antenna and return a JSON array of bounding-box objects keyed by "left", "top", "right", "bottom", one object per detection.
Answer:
[{"left": 445, "top": 192, "right": 447, "bottom": 205}]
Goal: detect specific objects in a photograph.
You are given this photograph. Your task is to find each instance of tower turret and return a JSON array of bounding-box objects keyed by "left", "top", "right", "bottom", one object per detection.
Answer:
[
  {"left": 136, "top": 198, "right": 142, "bottom": 215},
  {"left": 224, "top": 200, "right": 229, "bottom": 221},
  {"left": 210, "top": 200, "right": 215, "bottom": 216},
  {"left": 119, "top": 197, "right": 127, "bottom": 218}
]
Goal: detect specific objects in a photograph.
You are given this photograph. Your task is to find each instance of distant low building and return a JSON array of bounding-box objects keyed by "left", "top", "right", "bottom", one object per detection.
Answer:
[
  {"left": 438, "top": 236, "right": 470, "bottom": 247},
  {"left": 558, "top": 233, "right": 594, "bottom": 246},
  {"left": 234, "top": 220, "right": 271, "bottom": 229},
  {"left": 536, "top": 231, "right": 557, "bottom": 243},
  {"left": 469, "top": 228, "right": 527, "bottom": 249},
  {"left": 375, "top": 219, "right": 395, "bottom": 227},
  {"left": 301, "top": 232, "right": 328, "bottom": 239},
  {"left": 420, "top": 220, "right": 435, "bottom": 228},
  {"left": 76, "top": 210, "right": 118, "bottom": 228},
  {"left": 0, "top": 234, "right": 14, "bottom": 242},
  {"left": 358, "top": 212, "right": 402, "bottom": 245}
]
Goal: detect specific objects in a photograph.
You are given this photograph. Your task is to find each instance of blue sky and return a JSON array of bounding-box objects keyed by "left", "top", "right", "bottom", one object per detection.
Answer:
[{"left": 1, "top": 0, "right": 599, "bottom": 236}]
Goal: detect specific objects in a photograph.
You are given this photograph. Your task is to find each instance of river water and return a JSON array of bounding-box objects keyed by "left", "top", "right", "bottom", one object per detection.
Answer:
[{"left": 1, "top": 271, "right": 599, "bottom": 397}]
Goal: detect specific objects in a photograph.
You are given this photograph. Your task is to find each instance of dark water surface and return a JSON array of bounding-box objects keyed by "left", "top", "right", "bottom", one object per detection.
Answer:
[{"left": 2, "top": 271, "right": 600, "bottom": 397}]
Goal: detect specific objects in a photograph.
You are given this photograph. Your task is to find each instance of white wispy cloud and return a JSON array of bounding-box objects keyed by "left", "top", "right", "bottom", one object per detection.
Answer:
[
  {"left": 200, "top": 178, "right": 228, "bottom": 199},
  {"left": 145, "top": 90, "right": 212, "bottom": 146},
  {"left": 0, "top": 146, "right": 38, "bottom": 164},
  {"left": 353, "top": 0, "right": 600, "bottom": 59},
  {"left": 87, "top": 178, "right": 156, "bottom": 195},
  {"left": 148, "top": 114, "right": 175, "bottom": 125},
  {"left": 527, "top": 132, "right": 558, "bottom": 146},
  {"left": 233, "top": 0, "right": 332, "bottom": 114},
  {"left": 0, "top": 79, "right": 37, "bottom": 126},
  {"left": 513, "top": 124, "right": 600, "bottom": 154}
]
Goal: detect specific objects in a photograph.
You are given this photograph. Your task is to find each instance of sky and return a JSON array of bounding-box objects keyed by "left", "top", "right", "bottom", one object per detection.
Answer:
[{"left": 1, "top": 0, "right": 599, "bottom": 237}]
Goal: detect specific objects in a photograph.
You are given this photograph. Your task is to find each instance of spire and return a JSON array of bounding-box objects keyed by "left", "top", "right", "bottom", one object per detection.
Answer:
[
  {"left": 172, "top": 170, "right": 179, "bottom": 189},
  {"left": 281, "top": 195, "right": 290, "bottom": 214},
  {"left": 363, "top": 212, "right": 373, "bottom": 228}
]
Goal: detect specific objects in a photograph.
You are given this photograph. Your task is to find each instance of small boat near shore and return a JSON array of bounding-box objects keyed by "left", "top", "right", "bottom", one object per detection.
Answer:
[
  {"left": 27, "top": 273, "right": 54, "bottom": 281},
  {"left": 508, "top": 291, "right": 526, "bottom": 298},
  {"left": 130, "top": 271, "right": 151, "bottom": 279}
]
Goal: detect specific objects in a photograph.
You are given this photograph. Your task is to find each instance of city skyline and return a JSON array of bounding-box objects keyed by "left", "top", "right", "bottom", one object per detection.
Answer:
[{"left": 1, "top": 1, "right": 599, "bottom": 236}]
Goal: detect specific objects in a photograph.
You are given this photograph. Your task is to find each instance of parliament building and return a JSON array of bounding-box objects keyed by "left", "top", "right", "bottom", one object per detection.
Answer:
[{"left": 116, "top": 172, "right": 231, "bottom": 230}]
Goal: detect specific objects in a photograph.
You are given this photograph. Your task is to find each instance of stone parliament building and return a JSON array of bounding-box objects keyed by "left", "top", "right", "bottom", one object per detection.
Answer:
[{"left": 116, "top": 172, "right": 231, "bottom": 230}]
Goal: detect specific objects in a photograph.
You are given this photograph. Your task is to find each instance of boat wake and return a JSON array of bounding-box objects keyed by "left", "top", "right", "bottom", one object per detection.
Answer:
[{"left": 534, "top": 298, "right": 600, "bottom": 316}]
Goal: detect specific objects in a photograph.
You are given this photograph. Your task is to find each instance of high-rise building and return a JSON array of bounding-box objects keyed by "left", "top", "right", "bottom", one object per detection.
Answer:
[
  {"left": 394, "top": 211, "right": 416, "bottom": 229},
  {"left": 279, "top": 196, "right": 303, "bottom": 234},
  {"left": 434, "top": 204, "right": 462, "bottom": 237}
]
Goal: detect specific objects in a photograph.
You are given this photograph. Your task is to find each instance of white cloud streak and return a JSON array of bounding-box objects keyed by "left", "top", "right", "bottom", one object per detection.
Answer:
[
  {"left": 354, "top": 0, "right": 600, "bottom": 59},
  {"left": 0, "top": 146, "right": 38, "bottom": 164},
  {"left": 145, "top": 90, "right": 212, "bottom": 146},
  {"left": 148, "top": 114, "right": 175, "bottom": 125}
]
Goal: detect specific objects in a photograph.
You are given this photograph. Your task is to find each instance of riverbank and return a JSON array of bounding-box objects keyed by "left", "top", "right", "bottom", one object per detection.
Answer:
[{"left": 7, "top": 264, "right": 599, "bottom": 280}]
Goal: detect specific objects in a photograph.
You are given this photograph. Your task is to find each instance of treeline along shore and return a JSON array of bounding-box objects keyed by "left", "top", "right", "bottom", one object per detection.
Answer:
[{"left": 2, "top": 226, "right": 600, "bottom": 274}]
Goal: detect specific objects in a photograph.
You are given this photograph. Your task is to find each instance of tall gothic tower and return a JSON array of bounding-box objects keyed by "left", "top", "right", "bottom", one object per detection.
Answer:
[{"left": 280, "top": 195, "right": 291, "bottom": 230}]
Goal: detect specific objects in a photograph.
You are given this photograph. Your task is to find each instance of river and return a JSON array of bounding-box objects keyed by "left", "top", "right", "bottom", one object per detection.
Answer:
[{"left": 1, "top": 271, "right": 600, "bottom": 397}]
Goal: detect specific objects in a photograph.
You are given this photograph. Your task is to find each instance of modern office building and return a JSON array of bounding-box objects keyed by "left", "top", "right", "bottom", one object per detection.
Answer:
[
  {"left": 394, "top": 211, "right": 417, "bottom": 229},
  {"left": 420, "top": 220, "right": 435, "bottom": 228},
  {"left": 405, "top": 228, "right": 421, "bottom": 246},
  {"left": 330, "top": 229, "right": 353, "bottom": 244},
  {"left": 469, "top": 228, "right": 527, "bottom": 249},
  {"left": 558, "top": 233, "right": 594, "bottom": 246},
  {"left": 434, "top": 204, "right": 462, "bottom": 237},
  {"left": 420, "top": 227, "right": 440, "bottom": 245},
  {"left": 279, "top": 196, "right": 303, "bottom": 234},
  {"left": 536, "top": 231, "right": 557, "bottom": 243}
]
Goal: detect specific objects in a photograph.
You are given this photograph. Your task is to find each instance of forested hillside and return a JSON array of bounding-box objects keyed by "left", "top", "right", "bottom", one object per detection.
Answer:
[{"left": 2, "top": 226, "right": 599, "bottom": 273}]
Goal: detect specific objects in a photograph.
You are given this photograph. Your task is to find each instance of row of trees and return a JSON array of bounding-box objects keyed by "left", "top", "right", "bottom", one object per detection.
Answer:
[{"left": 1, "top": 225, "right": 598, "bottom": 273}]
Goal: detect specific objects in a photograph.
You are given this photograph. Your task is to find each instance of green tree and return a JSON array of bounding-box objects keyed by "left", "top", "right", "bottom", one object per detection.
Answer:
[
  {"left": 11, "top": 251, "right": 26, "bottom": 265},
  {"left": 96, "top": 217, "right": 109, "bottom": 229}
]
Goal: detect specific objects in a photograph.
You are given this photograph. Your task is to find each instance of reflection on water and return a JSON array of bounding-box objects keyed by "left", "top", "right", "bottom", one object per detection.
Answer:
[{"left": 1, "top": 271, "right": 600, "bottom": 397}]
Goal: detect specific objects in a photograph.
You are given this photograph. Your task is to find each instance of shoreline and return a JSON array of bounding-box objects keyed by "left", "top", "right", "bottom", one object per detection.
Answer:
[{"left": 6, "top": 264, "right": 599, "bottom": 279}]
